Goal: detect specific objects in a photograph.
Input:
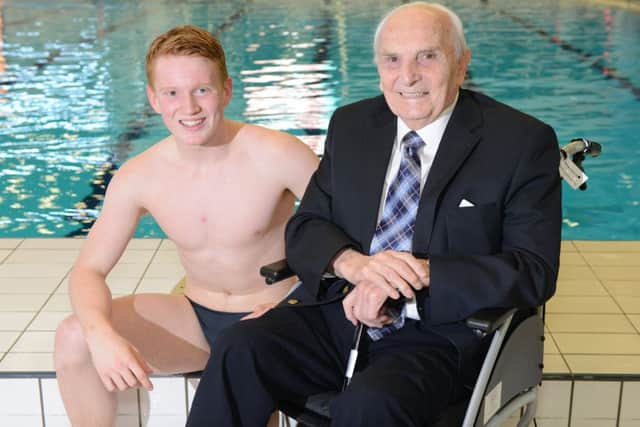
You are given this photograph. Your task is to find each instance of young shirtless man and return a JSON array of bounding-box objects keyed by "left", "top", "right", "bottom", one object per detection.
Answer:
[{"left": 53, "top": 25, "right": 319, "bottom": 426}]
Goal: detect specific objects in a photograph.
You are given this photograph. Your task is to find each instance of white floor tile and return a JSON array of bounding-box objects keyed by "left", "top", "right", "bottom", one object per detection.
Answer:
[
  {"left": 0, "top": 378, "right": 41, "bottom": 415},
  {"left": 135, "top": 278, "right": 177, "bottom": 294},
  {"left": 139, "top": 377, "right": 187, "bottom": 417},
  {"left": 126, "top": 239, "right": 162, "bottom": 250},
  {"left": 13, "top": 331, "right": 56, "bottom": 352},
  {"left": 0, "top": 263, "right": 70, "bottom": 279},
  {"left": 570, "top": 419, "right": 616, "bottom": 427},
  {"left": 142, "top": 415, "right": 188, "bottom": 426},
  {"left": 0, "top": 239, "right": 23, "bottom": 249},
  {"left": 620, "top": 382, "right": 640, "bottom": 419},
  {"left": 4, "top": 249, "right": 78, "bottom": 264},
  {"left": 118, "top": 250, "right": 155, "bottom": 264},
  {"left": 572, "top": 381, "right": 620, "bottom": 419},
  {"left": 42, "top": 415, "right": 70, "bottom": 427},
  {"left": 537, "top": 381, "right": 571, "bottom": 418},
  {"left": 535, "top": 419, "right": 569, "bottom": 427},
  {"left": 0, "top": 352, "right": 54, "bottom": 371},
  {"left": 0, "top": 294, "right": 49, "bottom": 312},
  {"left": 41, "top": 378, "right": 66, "bottom": 416},
  {"left": 19, "top": 239, "right": 84, "bottom": 250},
  {"left": 0, "top": 415, "right": 43, "bottom": 427},
  {"left": 186, "top": 378, "right": 199, "bottom": 413},
  {"left": 41, "top": 295, "right": 72, "bottom": 312},
  {"left": 142, "top": 262, "right": 185, "bottom": 279},
  {"left": 28, "top": 311, "right": 70, "bottom": 331},
  {"left": 106, "top": 277, "right": 141, "bottom": 294},
  {"left": 0, "top": 331, "right": 20, "bottom": 352},
  {"left": 150, "top": 250, "right": 181, "bottom": 264},
  {"left": 0, "top": 277, "right": 61, "bottom": 294},
  {"left": 108, "top": 263, "right": 149, "bottom": 279},
  {"left": 0, "top": 312, "right": 35, "bottom": 331},
  {"left": 158, "top": 239, "right": 177, "bottom": 251}
]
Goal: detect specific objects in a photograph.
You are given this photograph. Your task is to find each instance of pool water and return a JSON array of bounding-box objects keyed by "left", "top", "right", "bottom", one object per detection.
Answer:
[{"left": 0, "top": 0, "right": 638, "bottom": 239}]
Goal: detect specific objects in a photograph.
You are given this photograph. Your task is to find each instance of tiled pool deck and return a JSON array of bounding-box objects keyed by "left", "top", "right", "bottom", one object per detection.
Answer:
[{"left": 0, "top": 238, "right": 639, "bottom": 426}]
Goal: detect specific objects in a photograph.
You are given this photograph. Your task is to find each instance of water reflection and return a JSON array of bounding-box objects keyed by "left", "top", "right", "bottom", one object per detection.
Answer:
[
  {"left": 242, "top": 59, "right": 335, "bottom": 154},
  {"left": 0, "top": 0, "right": 638, "bottom": 238}
]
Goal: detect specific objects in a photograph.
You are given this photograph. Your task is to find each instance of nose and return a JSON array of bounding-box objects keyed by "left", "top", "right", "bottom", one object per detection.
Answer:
[
  {"left": 400, "top": 59, "right": 419, "bottom": 86},
  {"left": 184, "top": 94, "right": 201, "bottom": 114}
]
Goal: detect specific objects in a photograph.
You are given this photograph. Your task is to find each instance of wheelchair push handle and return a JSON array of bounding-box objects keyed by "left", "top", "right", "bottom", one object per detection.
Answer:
[{"left": 559, "top": 137, "right": 602, "bottom": 191}]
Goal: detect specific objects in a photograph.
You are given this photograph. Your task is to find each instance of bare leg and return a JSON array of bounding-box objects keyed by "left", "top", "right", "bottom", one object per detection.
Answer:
[{"left": 55, "top": 294, "right": 209, "bottom": 427}]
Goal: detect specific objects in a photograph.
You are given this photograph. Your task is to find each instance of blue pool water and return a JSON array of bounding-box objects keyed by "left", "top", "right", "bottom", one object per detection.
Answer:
[{"left": 0, "top": 0, "right": 638, "bottom": 239}]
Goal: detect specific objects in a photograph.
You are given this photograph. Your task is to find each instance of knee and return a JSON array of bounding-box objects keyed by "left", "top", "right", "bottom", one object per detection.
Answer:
[{"left": 54, "top": 315, "right": 90, "bottom": 369}]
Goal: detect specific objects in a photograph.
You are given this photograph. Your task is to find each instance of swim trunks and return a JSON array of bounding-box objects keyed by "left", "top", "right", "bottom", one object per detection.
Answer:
[{"left": 187, "top": 298, "right": 250, "bottom": 349}]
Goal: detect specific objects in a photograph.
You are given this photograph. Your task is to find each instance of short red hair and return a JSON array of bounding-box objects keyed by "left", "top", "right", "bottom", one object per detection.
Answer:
[{"left": 145, "top": 25, "right": 229, "bottom": 86}]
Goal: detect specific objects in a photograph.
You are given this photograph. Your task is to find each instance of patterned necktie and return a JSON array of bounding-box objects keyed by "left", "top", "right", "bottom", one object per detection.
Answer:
[{"left": 367, "top": 131, "right": 424, "bottom": 341}]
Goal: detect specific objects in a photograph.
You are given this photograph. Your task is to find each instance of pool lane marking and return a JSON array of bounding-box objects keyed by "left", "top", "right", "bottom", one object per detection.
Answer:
[{"left": 499, "top": 9, "right": 640, "bottom": 100}]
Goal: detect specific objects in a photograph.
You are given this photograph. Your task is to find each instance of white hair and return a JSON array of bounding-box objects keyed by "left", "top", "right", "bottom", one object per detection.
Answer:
[{"left": 373, "top": 2, "right": 468, "bottom": 60}]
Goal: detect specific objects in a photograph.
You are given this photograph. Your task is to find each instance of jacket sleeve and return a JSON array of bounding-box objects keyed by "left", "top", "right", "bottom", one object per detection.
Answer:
[{"left": 285, "top": 111, "right": 361, "bottom": 298}]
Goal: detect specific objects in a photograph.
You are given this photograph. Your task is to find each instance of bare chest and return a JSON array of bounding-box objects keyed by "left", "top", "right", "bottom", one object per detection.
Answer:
[{"left": 142, "top": 172, "right": 292, "bottom": 251}]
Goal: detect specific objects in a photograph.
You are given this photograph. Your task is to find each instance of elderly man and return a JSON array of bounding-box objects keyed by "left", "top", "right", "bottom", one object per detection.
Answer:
[{"left": 187, "top": 2, "right": 560, "bottom": 426}]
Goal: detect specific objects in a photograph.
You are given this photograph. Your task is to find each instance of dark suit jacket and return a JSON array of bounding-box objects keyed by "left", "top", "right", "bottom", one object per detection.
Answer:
[{"left": 285, "top": 89, "right": 561, "bottom": 360}]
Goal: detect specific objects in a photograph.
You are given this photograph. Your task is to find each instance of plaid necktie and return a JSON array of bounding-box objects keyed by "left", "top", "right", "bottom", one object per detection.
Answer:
[{"left": 367, "top": 131, "right": 424, "bottom": 341}]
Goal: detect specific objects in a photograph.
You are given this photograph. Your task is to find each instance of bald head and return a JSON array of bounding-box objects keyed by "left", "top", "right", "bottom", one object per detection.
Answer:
[{"left": 373, "top": 2, "right": 468, "bottom": 60}]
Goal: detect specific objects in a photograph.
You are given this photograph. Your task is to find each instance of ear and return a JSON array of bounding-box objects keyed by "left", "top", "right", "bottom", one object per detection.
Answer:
[
  {"left": 222, "top": 77, "right": 233, "bottom": 107},
  {"left": 146, "top": 85, "right": 161, "bottom": 113},
  {"left": 456, "top": 49, "right": 471, "bottom": 86}
]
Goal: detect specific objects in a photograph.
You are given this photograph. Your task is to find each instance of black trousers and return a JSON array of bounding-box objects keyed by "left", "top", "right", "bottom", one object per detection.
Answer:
[{"left": 187, "top": 300, "right": 464, "bottom": 427}]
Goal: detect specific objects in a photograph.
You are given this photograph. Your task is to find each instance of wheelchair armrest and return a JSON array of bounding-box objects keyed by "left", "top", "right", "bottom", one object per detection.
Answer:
[
  {"left": 465, "top": 308, "right": 517, "bottom": 335},
  {"left": 259, "top": 259, "right": 295, "bottom": 285}
]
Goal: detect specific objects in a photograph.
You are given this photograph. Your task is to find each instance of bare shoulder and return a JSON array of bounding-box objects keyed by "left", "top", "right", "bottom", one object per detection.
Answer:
[
  {"left": 106, "top": 138, "right": 172, "bottom": 198},
  {"left": 237, "top": 123, "right": 317, "bottom": 166},
  {"left": 235, "top": 123, "right": 319, "bottom": 198}
]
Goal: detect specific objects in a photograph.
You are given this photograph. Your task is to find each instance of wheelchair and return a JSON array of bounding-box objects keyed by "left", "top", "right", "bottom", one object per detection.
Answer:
[{"left": 260, "top": 138, "right": 601, "bottom": 427}]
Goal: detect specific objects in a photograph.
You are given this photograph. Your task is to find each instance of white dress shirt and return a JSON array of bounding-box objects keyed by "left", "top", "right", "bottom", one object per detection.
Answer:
[{"left": 373, "top": 94, "right": 458, "bottom": 319}]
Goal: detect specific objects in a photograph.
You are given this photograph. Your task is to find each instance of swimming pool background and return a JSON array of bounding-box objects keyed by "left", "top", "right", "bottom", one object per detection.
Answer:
[{"left": 0, "top": 0, "right": 638, "bottom": 239}]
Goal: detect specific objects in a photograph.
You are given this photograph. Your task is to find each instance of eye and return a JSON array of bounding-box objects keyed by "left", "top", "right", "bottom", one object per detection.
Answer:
[
  {"left": 163, "top": 89, "right": 177, "bottom": 97},
  {"left": 381, "top": 55, "right": 400, "bottom": 68},
  {"left": 417, "top": 51, "right": 437, "bottom": 63},
  {"left": 196, "top": 87, "right": 211, "bottom": 95}
]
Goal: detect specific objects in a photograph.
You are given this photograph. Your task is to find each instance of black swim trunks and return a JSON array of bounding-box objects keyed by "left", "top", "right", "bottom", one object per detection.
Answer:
[{"left": 187, "top": 298, "right": 250, "bottom": 349}]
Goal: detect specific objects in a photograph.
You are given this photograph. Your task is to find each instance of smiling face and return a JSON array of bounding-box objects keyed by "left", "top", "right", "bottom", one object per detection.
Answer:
[
  {"left": 146, "top": 54, "right": 232, "bottom": 147},
  {"left": 375, "top": 5, "right": 470, "bottom": 130}
]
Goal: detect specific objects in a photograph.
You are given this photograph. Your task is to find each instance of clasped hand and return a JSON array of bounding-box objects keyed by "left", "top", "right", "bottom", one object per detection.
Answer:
[{"left": 335, "top": 249, "right": 429, "bottom": 327}]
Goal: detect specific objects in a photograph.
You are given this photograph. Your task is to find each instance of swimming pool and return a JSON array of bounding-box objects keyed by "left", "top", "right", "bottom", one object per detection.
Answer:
[{"left": 0, "top": 0, "right": 638, "bottom": 239}]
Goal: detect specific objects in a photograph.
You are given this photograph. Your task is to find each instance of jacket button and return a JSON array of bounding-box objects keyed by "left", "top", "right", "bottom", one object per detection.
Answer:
[{"left": 287, "top": 298, "right": 300, "bottom": 305}]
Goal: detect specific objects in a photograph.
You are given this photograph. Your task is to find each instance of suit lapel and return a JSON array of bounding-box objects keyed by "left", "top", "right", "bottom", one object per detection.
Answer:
[
  {"left": 413, "top": 90, "right": 482, "bottom": 256},
  {"left": 356, "top": 98, "right": 396, "bottom": 253}
]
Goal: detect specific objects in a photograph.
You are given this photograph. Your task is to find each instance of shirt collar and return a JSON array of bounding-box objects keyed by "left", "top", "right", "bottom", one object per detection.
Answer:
[{"left": 396, "top": 91, "right": 459, "bottom": 147}]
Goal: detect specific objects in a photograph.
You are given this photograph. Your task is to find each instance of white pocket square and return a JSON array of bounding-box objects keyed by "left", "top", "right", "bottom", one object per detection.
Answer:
[{"left": 458, "top": 198, "right": 475, "bottom": 208}]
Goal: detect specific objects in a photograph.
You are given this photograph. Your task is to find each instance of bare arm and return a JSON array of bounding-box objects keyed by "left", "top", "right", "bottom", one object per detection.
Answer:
[
  {"left": 274, "top": 133, "right": 319, "bottom": 199},
  {"left": 69, "top": 163, "right": 153, "bottom": 390}
]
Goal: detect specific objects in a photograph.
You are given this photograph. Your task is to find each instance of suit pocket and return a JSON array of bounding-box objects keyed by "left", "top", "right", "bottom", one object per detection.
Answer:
[{"left": 445, "top": 203, "right": 502, "bottom": 255}]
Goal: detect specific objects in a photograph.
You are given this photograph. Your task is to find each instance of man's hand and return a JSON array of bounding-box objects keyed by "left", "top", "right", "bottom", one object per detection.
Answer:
[
  {"left": 86, "top": 328, "right": 153, "bottom": 392},
  {"left": 333, "top": 249, "right": 429, "bottom": 299},
  {"left": 241, "top": 302, "right": 277, "bottom": 320},
  {"left": 342, "top": 280, "right": 399, "bottom": 327}
]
